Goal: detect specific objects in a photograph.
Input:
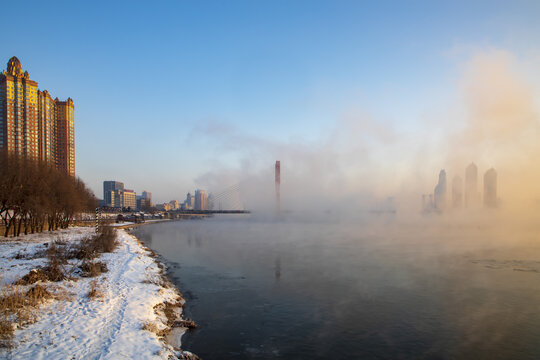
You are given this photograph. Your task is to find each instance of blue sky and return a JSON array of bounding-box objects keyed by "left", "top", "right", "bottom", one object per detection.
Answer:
[{"left": 3, "top": 1, "right": 540, "bottom": 203}]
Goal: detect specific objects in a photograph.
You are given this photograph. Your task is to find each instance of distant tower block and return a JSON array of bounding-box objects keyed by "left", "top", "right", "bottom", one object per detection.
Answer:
[
  {"left": 483, "top": 168, "right": 498, "bottom": 208},
  {"left": 275, "top": 161, "right": 281, "bottom": 212},
  {"left": 452, "top": 176, "right": 463, "bottom": 208},
  {"left": 465, "top": 162, "right": 479, "bottom": 208},
  {"left": 434, "top": 169, "right": 447, "bottom": 211}
]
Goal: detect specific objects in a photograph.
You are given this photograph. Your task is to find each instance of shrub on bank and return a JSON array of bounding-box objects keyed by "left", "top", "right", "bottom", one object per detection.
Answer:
[{"left": 75, "top": 226, "right": 118, "bottom": 260}]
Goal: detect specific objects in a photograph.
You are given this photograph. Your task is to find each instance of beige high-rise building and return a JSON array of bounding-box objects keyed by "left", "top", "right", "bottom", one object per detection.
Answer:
[
  {"left": 37, "top": 90, "right": 56, "bottom": 163},
  {"left": 433, "top": 169, "right": 447, "bottom": 211},
  {"left": 452, "top": 175, "right": 463, "bottom": 208},
  {"left": 0, "top": 57, "right": 75, "bottom": 176},
  {"left": 0, "top": 57, "right": 39, "bottom": 159},
  {"left": 194, "top": 190, "right": 208, "bottom": 211},
  {"left": 122, "top": 190, "right": 137, "bottom": 210},
  {"left": 465, "top": 163, "right": 479, "bottom": 208},
  {"left": 169, "top": 200, "right": 179, "bottom": 210},
  {"left": 483, "top": 168, "right": 497, "bottom": 208},
  {"left": 55, "top": 98, "right": 75, "bottom": 176}
]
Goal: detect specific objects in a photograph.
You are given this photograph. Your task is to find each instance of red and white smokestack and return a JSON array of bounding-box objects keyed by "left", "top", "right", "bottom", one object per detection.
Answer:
[{"left": 275, "top": 161, "right": 281, "bottom": 212}]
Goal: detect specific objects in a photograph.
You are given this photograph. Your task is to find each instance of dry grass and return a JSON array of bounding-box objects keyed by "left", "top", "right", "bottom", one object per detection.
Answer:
[
  {"left": 25, "top": 284, "right": 52, "bottom": 303},
  {"left": 75, "top": 226, "right": 118, "bottom": 260},
  {"left": 15, "top": 227, "right": 117, "bottom": 285},
  {"left": 0, "top": 284, "right": 51, "bottom": 313},
  {"left": 80, "top": 260, "right": 108, "bottom": 278},
  {"left": 142, "top": 274, "right": 166, "bottom": 287},
  {"left": 20, "top": 238, "right": 72, "bottom": 261},
  {"left": 142, "top": 300, "right": 182, "bottom": 339},
  {"left": 14, "top": 269, "right": 49, "bottom": 285},
  {"left": 0, "top": 284, "right": 52, "bottom": 347},
  {"left": 177, "top": 318, "right": 198, "bottom": 329},
  {"left": 1, "top": 226, "right": 119, "bottom": 348},
  {"left": 179, "top": 352, "right": 202, "bottom": 360},
  {"left": 0, "top": 319, "right": 14, "bottom": 348},
  {"left": 145, "top": 296, "right": 194, "bottom": 342},
  {"left": 95, "top": 226, "right": 119, "bottom": 253},
  {"left": 15, "top": 258, "right": 66, "bottom": 285},
  {"left": 142, "top": 321, "right": 164, "bottom": 336},
  {"left": 43, "top": 248, "right": 67, "bottom": 282},
  {"left": 161, "top": 301, "right": 180, "bottom": 328},
  {"left": 87, "top": 280, "right": 103, "bottom": 299}
]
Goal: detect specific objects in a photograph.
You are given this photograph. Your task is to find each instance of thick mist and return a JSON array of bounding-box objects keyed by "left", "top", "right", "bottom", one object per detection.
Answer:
[{"left": 193, "top": 48, "right": 539, "bottom": 225}]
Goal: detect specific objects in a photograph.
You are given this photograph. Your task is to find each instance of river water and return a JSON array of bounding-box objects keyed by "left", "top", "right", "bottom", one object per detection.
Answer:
[{"left": 131, "top": 214, "right": 540, "bottom": 359}]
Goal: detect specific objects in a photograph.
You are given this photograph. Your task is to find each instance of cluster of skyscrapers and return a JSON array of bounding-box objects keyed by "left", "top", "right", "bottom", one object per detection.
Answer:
[
  {"left": 0, "top": 57, "right": 75, "bottom": 176},
  {"left": 103, "top": 180, "right": 209, "bottom": 212},
  {"left": 160, "top": 190, "right": 209, "bottom": 211},
  {"left": 103, "top": 180, "right": 152, "bottom": 210},
  {"left": 423, "top": 163, "right": 498, "bottom": 213}
]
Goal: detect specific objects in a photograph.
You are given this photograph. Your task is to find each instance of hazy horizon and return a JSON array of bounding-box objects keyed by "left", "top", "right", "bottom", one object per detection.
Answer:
[{"left": 3, "top": 1, "right": 540, "bottom": 207}]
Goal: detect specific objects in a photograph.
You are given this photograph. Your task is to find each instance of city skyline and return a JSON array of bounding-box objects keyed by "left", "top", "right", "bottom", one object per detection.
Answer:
[
  {"left": 423, "top": 163, "right": 498, "bottom": 213},
  {"left": 3, "top": 1, "right": 540, "bottom": 204}
]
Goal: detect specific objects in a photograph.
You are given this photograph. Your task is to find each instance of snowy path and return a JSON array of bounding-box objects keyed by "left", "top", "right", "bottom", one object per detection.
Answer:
[{"left": 1, "top": 228, "right": 186, "bottom": 360}]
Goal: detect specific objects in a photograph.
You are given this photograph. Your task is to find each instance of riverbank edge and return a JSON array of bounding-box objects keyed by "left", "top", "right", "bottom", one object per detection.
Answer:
[
  {"left": 0, "top": 226, "right": 201, "bottom": 359},
  {"left": 125, "top": 228, "right": 201, "bottom": 359}
]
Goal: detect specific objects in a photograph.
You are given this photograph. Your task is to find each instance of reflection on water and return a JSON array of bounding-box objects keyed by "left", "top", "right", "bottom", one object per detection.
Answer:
[
  {"left": 132, "top": 215, "right": 540, "bottom": 359},
  {"left": 274, "top": 257, "right": 281, "bottom": 281}
]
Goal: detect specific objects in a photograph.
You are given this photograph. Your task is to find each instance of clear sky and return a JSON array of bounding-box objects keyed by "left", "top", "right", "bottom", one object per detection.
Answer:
[{"left": 3, "top": 1, "right": 540, "bottom": 204}]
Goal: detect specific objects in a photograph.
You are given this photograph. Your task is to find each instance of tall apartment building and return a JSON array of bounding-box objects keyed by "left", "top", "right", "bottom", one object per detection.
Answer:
[
  {"left": 0, "top": 56, "right": 75, "bottom": 175},
  {"left": 184, "top": 192, "right": 194, "bottom": 210},
  {"left": 194, "top": 189, "right": 208, "bottom": 211},
  {"left": 141, "top": 191, "right": 152, "bottom": 204},
  {"left": 55, "top": 98, "right": 75, "bottom": 176},
  {"left": 122, "top": 189, "right": 137, "bottom": 210},
  {"left": 138, "top": 191, "right": 153, "bottom": 209},
  {"left": 103, "top": 181, "right": 124, "bottom": 207},
  {"left": 102, "top": 180, "right": 139, "bottom": 210},
  {"left": 169, "top": 200, "right": 179, "bottom": 210},
  {"left": 483, "top": 168, "right": 497, "bottom": 208},
  {"left": 465, "top": 163, "right": 479, "bottom": 208}
]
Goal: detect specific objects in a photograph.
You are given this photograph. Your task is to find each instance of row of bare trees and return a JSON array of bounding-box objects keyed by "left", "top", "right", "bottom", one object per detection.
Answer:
[{"left": 0, "top": 150, "right": 97, "bottom": 237}]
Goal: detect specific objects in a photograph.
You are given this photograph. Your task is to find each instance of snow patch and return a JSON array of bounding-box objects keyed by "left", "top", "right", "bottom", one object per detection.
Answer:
[{"left": 0, "top": 227, "right": 195, "bottom": 359}]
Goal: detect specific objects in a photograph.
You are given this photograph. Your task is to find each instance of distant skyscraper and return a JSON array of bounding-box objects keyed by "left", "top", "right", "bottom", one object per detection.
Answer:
[
  {"left": 55, "top": 98, "right": 75, "bottom": 176},
  {"left": 123, "top": 189, "right": 137, "bottom": 210},
  {"left": 452, "top": 176, "right": 463, "bottom": 208},
  {"left": 194, "top": 189, "right": 208, "bottom": 211},
  {"left": 184, "top": 192, "right": 195, "bottom": 210},
  {"left": 0, "top": 57, "right": 38, "bottom": 160},
  {"left": 434, "top": 169, "right": 447, "bottom": 211},
  {"left": 103, "top": 181, "right": 124, "bottom": 207},
  {"left": 169, "top": 200, "right": 179, "bottom": 210},
  {"left": 142, "top": 191, "right": 152, "bottom": 202},
  {"left": 38, "top": 90, "right": 56, "bottom": 164},
  {"left": 465, "top": 163, "right": 479, "bottom": 208},
  {"left": 483, "top": 168, "right": 498, "bottom": 208},
  {"left": 0, "top": 57, "right": 75, "bottom": 175},
  {"left": 138, "top": 191, "right": 153, "bottom": 208}
]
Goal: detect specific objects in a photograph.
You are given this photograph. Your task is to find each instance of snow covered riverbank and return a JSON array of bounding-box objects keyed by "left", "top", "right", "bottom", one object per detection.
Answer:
[{"left": 0, "top": 227, "right": 199, "bottom": 359}]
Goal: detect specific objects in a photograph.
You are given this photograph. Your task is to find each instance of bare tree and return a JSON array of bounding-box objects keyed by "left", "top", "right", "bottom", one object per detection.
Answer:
[{"left": 0, "top": 150, "right": 96, "bottom": 237}]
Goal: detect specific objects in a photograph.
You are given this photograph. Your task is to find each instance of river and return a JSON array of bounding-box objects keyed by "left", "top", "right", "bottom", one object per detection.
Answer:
[{"left": 131, "top": 213, "right": 540, "bottom": 359}]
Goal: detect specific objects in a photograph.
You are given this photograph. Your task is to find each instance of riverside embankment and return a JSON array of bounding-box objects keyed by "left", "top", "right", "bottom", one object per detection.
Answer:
[{"left": 0, "top": 226, "right": 199, "bottom": 359}]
